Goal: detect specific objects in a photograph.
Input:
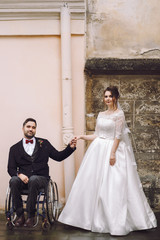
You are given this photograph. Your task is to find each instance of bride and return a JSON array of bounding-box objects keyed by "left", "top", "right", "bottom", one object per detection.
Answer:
[{"left": 58, "top": 86, "right": 157, "bottom": 236}]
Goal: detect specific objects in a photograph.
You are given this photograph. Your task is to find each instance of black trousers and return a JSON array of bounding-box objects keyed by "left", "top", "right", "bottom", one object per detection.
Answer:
[{"left": 9, "top": 175, "right": 48, "bottom": 218}]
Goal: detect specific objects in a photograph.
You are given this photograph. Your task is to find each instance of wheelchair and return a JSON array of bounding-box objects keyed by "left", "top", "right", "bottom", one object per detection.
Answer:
[{"left": 5, "top": 178, "right": 59, "bottom": 230}]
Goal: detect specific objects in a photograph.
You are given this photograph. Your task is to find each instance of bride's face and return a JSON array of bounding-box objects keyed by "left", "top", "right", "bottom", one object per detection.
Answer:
[{"left": 104, "top": 91, "right": 114, "bottom": 107}]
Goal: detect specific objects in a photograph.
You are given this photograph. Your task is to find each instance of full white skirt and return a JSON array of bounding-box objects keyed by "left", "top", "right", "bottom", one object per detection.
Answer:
[{"left": 58, "top": 137, "right": 157, "bottom": 235}]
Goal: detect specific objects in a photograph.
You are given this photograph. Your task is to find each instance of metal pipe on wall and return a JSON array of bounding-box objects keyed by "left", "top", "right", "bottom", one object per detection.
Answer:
[{"left": 60, "top": 3, "right": 75, "bottom": 199}]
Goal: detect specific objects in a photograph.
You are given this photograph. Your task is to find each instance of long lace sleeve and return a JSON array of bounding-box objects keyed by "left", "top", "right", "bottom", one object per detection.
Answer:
[{"left": 115, "top": 111, "right": 125, "bottom": 139}]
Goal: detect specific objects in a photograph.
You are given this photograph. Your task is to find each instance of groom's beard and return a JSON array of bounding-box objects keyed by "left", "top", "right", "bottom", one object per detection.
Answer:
[{"left": 24, "top": 131, "right": 35, "bottom": 139}]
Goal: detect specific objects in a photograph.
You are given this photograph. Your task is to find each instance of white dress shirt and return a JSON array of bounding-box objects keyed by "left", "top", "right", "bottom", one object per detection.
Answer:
[{"left": 23, "top": 137, "right": 36, "bottom": 156}]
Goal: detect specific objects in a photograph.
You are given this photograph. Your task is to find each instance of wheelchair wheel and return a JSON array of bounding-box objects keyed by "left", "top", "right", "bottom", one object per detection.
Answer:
[
  {"left": 42, "top": 219, "right": 50, "bottom": 231},
  {"left": 46, "top": 179, "right": 59, "bottom": 224},
  {"left": 52, "top": 181, "right": 59, "bottom": 220},
  {"left": 5, "top": 187, "right": 16, "bottom": 226}
]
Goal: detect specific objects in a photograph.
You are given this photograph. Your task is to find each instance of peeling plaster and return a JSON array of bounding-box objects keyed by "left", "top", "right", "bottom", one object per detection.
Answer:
[{"left": 141, "top": 49, "right": 160, "bottom": 57}]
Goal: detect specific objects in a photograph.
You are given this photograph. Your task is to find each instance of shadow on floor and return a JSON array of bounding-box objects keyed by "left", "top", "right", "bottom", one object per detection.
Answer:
[{"left": 0, "top": 212, "right": 159, "bottom": 240}]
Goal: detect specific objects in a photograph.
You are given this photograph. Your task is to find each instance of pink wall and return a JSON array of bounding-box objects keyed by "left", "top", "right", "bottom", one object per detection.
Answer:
[{"left": 0, "top": 35, "right": 85, "bottom": 208}]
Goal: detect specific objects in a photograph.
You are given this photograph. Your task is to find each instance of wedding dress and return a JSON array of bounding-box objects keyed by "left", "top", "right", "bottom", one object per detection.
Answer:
[{"left": 58, "top": 110, "right": 157, "bottom": 235}]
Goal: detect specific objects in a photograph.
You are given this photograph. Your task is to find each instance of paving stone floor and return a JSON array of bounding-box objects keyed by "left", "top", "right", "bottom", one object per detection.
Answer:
[{"left": 0, "top": 212, "right": 159, "bottom": 240}]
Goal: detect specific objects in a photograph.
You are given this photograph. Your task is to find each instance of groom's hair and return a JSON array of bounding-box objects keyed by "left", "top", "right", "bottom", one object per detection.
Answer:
[{"left": 23, "top": 118, "right": 37, "bottom": 127}]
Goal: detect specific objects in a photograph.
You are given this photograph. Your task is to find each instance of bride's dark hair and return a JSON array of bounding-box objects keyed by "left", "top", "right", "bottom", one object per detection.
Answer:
[
  {"left": 104, "top": 86, "right": 120, "bottom": 108},
  {"left": 104, "top": 86, "right": 120, "bottom": 99}
]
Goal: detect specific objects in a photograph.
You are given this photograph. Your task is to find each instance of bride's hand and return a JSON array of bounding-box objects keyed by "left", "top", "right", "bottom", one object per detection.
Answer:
[
  {"left": 76, "top": 135, "right": 83, "bottom": 140},
  {"left": 110, "top": 153, "right": 116, "bottom": 166}
]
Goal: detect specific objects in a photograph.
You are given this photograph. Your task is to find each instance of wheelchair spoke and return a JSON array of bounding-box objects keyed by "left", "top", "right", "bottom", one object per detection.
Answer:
[{"left": 46, "top": 179, "right": 59, "bottom": 224}]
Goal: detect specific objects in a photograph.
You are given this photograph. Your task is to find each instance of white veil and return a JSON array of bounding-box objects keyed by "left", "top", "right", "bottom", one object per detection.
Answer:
[{"left": 118, "top": 102, "right": 137, "bottom": 166}]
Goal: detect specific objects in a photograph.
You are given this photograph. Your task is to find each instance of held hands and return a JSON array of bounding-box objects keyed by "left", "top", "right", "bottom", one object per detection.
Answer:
[
  {"left": 69, "top": 134, "right": 93, "bottom": 148},
  {"left": 69, "top": 137, "right": 77, "bottom": 149},
  {"left": 110, "top": 153, "right": 116, "bottom": 166},
  {"left": 18, "top": 173, "right": 29, "bottom": 184}
]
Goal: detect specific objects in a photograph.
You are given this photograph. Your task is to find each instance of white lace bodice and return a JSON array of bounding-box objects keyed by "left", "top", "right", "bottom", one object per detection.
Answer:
[{"left": 94, "top": 110, "right": 125, "bottom": 140}]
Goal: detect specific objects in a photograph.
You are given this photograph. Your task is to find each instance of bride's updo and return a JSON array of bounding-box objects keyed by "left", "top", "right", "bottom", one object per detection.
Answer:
[{"left": 104, "top": 86, "right": 120, "bottom": 108}]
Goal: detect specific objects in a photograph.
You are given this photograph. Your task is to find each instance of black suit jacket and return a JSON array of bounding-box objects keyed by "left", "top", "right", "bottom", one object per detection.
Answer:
[{"left": 8, "top": 137, "right": 75, "bottom": 179}]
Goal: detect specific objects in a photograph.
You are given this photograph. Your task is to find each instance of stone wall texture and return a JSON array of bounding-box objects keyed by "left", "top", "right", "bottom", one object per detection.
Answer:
[
  {"left": 85, "top": 0, "right": 160, "bottom": 211},
  {"left": 85, "top": 74, "right": 160, "bottom": 210}
]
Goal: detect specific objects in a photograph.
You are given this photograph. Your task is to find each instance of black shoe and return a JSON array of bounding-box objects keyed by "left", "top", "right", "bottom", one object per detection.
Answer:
[
  {"left": 24, "top": 217, "right": 35, "bottom": 228},
  {"left": 15, "top": 215, "right": 25, "bottom": 227}
]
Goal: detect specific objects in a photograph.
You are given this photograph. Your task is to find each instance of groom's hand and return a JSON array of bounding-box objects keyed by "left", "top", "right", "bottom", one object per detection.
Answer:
[
  {"left": 69, "top": 137, "right": 77, "bottom": 149},
  {"left": 18, "top": 173, "right": 29, "bottom": 184}
]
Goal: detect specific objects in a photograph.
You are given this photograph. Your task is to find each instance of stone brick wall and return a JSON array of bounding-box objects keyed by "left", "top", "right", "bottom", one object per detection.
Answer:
[
  {"left": 85, "top": 0, "right": 160, "bottom": 210},
  {"left": 85, "top": 73, "right": 160, "bottom": 210}
]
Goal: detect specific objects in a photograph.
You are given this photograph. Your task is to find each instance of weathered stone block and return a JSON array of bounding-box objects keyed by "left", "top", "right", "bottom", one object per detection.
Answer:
[
  {"left": 85, "top": 76, "right": 93, "bottom": 101},
  {"left": 137, "top": 159, "right": 160, "bottom": 174},
  {"left": 85, "top": 59, "right": 160, "bottom": 74},
  {"left": 135, "top": 152, "right": 160, "bottom": 161},
  {"left": 119, "top": 100, "right": 134, "bottom": 114},
  {"left": 134, "top": 129, "right": 159, "bottom": 152},
  {"left": 135, "top": 115, "right": 160, "bottom": 127},
  {"left": 135, "top": 101, "right": 160, "bottom": 114},
  {"left": 120, "top": 77, "right": 160, "bottom": 100},
  {"left": 86, "top": 114, "right": 96, "bottom": 131},
  {"left": 137, "top": 172, "right": 160, "bottom": 209},
  {"left": 86, "top": 100, "right": 93, "bottom": 114}
]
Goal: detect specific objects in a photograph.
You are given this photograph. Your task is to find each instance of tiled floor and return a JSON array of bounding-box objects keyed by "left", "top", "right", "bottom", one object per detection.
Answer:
[{"left": 0, "top": 212, "right": 159, "bottom": 240}]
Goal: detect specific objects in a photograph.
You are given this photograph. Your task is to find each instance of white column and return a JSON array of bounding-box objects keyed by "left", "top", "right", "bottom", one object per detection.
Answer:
[{"left": 60, "top": 3, "right": 75, "bottom": 199}]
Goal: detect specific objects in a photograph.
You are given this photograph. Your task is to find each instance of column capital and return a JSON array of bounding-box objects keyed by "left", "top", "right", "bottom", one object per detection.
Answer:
[{"left": 0, "top": 0, "right": 85, "bottom": 20}]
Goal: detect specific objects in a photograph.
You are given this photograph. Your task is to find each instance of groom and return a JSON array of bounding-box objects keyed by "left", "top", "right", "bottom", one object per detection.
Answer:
[{"left": 7, "top": 118, "right": 76, "bottom": 227}]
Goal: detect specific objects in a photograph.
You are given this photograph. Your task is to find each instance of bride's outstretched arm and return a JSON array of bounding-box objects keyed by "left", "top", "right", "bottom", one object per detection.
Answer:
[{"left": 77, "top": 134, "right": 97, "bottom": 141}]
